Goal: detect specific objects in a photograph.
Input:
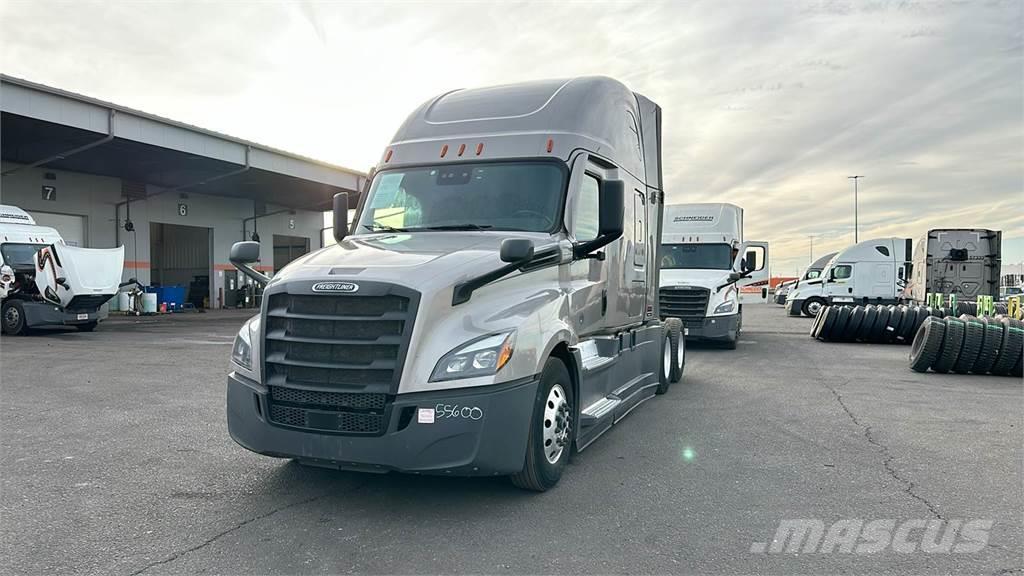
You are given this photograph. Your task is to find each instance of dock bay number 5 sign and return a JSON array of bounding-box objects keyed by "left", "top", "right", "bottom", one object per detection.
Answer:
[{"left": 178, "top": 203, "right": 188, "bottom": 217}]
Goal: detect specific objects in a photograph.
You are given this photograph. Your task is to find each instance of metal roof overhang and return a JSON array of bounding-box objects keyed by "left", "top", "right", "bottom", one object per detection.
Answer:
[{"left": 1, "top": 76, "right": 364, "bottom": 210}]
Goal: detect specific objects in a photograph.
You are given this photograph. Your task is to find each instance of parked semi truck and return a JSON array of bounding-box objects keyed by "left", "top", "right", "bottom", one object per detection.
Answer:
[
  {"left": 658, "top": 203, "right": 768, "bottom": 349},
  {"left": 904, "top": 228, "right": 1001, "bottom": 302},
  {"left": 786, "top": 237, "right": 911, "bottom": 317},
  {"left": 0, "top": 205, "right": 125, "bottom": 335},
  {"left": 774, "top": 251, "right": 837, "bottom": 305},
  {"left": 786, "top": 229, "right": 1001, "bottom": 317},
  {"left": 225, "top": 77, "right": 685, "bottom": 491}
]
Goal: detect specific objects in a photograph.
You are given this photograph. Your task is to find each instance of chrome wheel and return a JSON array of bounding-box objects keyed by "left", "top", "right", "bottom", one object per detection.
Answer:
[
  {"left": 807, "top": 300, "right": 823, "bottom": 316},
  {"left": 663, "top": 337, "right": 672, "bottom": 380},
  {"left": 542, "top": 383, "right": 571, "bottom": 464},
  {"left": 676, "top": 335, "right": 685, "bottom": 372}
]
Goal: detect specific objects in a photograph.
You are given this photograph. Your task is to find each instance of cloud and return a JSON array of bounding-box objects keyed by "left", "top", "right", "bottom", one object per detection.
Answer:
[{"left": 1, "top": 0, "right": 1020, "bottom": 272}]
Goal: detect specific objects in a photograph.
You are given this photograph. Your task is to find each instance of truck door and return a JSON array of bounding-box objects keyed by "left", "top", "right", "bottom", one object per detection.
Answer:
[
  {"left": 566, "top": 156, "right": 613, "bottom": 337},
  {"left": 628, "top": 189, "right": 647, "bottom": 321},
  {"left": 735, "top": 241, "right": 769, "bottom": 289}
]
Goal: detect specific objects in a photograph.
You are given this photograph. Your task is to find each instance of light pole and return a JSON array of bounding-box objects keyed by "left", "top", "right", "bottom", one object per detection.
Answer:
[
  {"left": 847, "top": 175, "right": 864, "bottom": 243},
  {"left": 808, "top": 234, "right": 815, "bottom": 262}
]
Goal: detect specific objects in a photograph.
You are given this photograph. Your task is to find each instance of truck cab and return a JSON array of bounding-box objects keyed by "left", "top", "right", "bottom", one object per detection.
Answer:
[
  {"left": 658, "top": 203, "right": 768, "bottom": 349},
  {"left": 0, "top": 205, "right": 125, "bottom": 335},
  {"left": 225, "top": 77, "right": 684, "bottom": 491},
  {"left": 786, "top": 237, "right": 911, "bottom": 316}
]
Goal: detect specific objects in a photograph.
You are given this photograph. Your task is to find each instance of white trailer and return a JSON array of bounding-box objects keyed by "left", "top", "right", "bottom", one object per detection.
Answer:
[{"left": 659, "top": 203, "right": 769, "bottom": 348}]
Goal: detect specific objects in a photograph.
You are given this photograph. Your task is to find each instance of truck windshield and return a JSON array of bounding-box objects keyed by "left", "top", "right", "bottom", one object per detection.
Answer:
[
  {"left": 660, "top": 243, "right": 734, "bottom": 270},
  {"left": 0, "top": 243, "right": 46, "bottom": 269},
  {"left": 355, "top": 162, "right": 565, "bottom": 233}
]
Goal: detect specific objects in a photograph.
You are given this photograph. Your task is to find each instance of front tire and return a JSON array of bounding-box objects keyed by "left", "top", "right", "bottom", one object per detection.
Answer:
[
  {"left": 802, "top": 297, "right": 826, "bottom": 318},
  {"left": 664, "top": 317, "right": 684, "bottom": 386},
  {"left": 2, "top": 300, "right": 27, "bottom": 335},
  {"left": 511, "top": 359, "right": 574, "bottom": 492}
]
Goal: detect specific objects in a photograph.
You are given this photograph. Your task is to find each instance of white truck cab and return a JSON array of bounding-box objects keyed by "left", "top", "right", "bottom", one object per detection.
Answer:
[
  {"left": 659, "top": 203, "right": 769, "bottom": 348},
  {"left": 786, "top": 237, "right": 912, "bottom": 317},
  {"left": 0, "top": 204, "right": 125, "bottom": 334}
]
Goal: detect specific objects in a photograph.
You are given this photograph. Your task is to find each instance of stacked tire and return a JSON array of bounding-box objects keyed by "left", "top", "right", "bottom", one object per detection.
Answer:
[
  {"left": 812, "top": 304, "right": 935, "bottom": 344},
  {"left": 909, "top": 314, "right": 1023, "bottom": 376}
]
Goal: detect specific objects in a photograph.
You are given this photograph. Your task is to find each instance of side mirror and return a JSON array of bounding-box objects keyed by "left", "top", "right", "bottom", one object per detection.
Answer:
[
  {"left": 230, "top": 241, "right": 268, "bottom": 286},
  {"left": 728, "top": 271, "right": 743, "bottom": 282},
  {"left": 230, "top": 241, "right": 260, "bottom": 264},
  {"left": 598, "top": 179, "right": 625, "bottom": 239},
  {"left": 333, "top": 193, "right": 349, "bottom": 243},
  {"left": 500, "top": 238, "right": 535, "bottom": 263}
]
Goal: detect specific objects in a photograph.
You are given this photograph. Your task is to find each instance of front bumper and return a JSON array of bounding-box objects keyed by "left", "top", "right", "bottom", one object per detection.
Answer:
[
  {"left": 22, "top": 301, "right": 106, "bottom": 327},
  {"left": 785, "top": 298, "right": 805, "bottom": 316},
  {"left": 683, "top": 313, "right": 740, "bottom": 341},
  {"left": 227, "top": 373, "right": 538, "bottom": 476}
]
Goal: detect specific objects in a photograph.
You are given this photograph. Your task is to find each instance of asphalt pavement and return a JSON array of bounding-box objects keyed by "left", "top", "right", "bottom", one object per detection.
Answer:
[{"left": 1, "top": 305, "right": 1021, "bottom": 575}]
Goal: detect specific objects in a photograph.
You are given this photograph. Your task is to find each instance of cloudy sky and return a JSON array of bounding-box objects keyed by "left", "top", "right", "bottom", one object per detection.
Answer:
[{"left": 1, "top": 0, "right": 1021, "bottom": 275}]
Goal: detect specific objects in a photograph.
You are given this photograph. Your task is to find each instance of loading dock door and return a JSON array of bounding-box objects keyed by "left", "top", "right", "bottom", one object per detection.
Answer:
[
  {"left": 28, "top": 211, "right": 86, "bottom": 247},
  {"left": 274, "top": 235, "right": 310, "bottom": 273},
  {"left": 151, "top": 222, "right": 212, "bottom": 307}
]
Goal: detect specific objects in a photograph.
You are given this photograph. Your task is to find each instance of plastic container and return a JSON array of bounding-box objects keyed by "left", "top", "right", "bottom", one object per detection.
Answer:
[
  {"left": 162, "top": 286, "right": 186, "bottom": 310},
  {"left": 142, "top": 293, "right": 158, "bottom": 314},
  {"left": 118, "top": 292, "right": 130, "bottom": 312}
]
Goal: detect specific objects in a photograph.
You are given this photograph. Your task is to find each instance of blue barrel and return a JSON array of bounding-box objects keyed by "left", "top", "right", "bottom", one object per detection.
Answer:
[{"left": 163, "top": 286, "right": 186, "bottom": 310}]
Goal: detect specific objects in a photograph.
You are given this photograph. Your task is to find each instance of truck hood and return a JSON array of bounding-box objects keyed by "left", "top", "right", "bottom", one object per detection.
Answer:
[
  {"left": 660, "top": 268, "right": 734, "bottom": 289},
  {"left": 270, "top": 231, "right": 556, "bottom": 289},
  {"left": 34, "top": 244, "right": 124, "bottom": 308}
]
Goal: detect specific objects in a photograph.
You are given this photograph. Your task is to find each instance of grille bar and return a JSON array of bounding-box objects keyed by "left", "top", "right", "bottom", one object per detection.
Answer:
[{"left": 660, "top": 287, "right": 710, "bottom": 322}]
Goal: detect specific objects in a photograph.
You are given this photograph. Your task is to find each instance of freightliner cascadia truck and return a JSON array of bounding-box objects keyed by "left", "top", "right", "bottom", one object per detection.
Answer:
[
  {"left": 658, "top": 203, "right": 768, "bottom": 349},
  {"left": 225, "top": 77, "right": 685, "bottom": 491}
]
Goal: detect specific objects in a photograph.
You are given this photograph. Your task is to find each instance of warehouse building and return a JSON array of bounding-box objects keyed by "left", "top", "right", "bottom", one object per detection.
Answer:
[{"left": 0, "top": 75, "right": 364, "bottom": 308}]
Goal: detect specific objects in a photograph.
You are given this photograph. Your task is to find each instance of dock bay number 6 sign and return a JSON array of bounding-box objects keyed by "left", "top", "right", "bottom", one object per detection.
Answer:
[{"left": 178, "top": 203, "right": 188, "bottom": 217}]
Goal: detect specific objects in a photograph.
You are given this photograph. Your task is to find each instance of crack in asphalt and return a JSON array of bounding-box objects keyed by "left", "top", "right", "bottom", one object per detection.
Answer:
[
  {"left": 793, "top": 335, "right": 945, "bottom": 521},
  {"left": 129, "top": 481, "right": 366, "bottom": 575},
  {"left": 822, "top": 380, "right": 944, "bottom": 520}
]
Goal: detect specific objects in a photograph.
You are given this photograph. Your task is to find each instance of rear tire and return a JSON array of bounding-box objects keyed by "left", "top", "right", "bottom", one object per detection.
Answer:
[
  {"left": 511, "top": 359, "right": 574, "bottom": 492},
  {"left": 1, "top": 300, "right": 27, "bottom": 335},
  {"left": 665, "top": 318, "right": 684, "bottom": 385}
]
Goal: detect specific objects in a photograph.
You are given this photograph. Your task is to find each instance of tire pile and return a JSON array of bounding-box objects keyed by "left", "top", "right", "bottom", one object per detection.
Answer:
[
  {"left": 909, "top": 315, "right": 1023, "bottom": 377},
  {"left": 811, "top": 302, "right": 1017, "bottom": 345}
]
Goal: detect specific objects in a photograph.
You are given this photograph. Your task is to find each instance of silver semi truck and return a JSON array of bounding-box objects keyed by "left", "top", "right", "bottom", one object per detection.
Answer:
[{"left": 225, "top": 77, "right": 684, "bottom": 491}]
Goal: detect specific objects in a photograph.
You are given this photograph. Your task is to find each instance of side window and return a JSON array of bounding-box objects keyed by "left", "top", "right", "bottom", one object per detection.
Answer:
[
  {"left": 833, "top": 265, "right": 853, "bottom": 280},
  {"left": 875, "top": 245, "right": 890, "bottom": 256},
  {"left": 573, "top": 174, "right": 600, "bottom": 242},
  {"left": 806, "top": 270, "right": 820, "bottom": 279}
]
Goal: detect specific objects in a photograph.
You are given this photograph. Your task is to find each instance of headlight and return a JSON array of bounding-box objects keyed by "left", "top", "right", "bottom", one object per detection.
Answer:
[
  {"left": 232, "top": 316, "right": 259, "bottom": 369},
  {"left": 714, "top": 300, "right": 735, "bottom": 314},
  {"left": 430, "top": 331, "right": 514, "bottom": 382}
]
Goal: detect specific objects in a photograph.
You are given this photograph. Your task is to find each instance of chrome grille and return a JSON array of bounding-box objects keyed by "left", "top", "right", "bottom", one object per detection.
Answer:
[{"left": 659, "top": 287, "right": 710, "bottom": 323}]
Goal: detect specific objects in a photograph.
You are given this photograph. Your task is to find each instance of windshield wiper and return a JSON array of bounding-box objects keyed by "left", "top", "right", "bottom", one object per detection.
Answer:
[
  {"left": 405, "top": 224, "right": 495, "bottom": 231},
  {"left": 361, "top": 223, "right": 410, "bottom": 233}
]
